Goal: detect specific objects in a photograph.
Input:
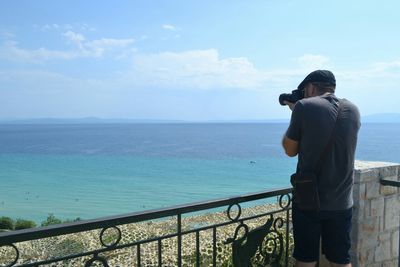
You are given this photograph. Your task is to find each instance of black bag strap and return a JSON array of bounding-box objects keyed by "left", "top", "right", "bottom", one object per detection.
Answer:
[{"left": 315, "top": 98, "right": 342, "bottom": 175}]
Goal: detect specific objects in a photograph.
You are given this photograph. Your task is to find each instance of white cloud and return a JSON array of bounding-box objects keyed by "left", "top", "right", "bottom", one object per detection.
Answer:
[
  {"left": 121, "top": 51, "right": 400, "bottom": 95},
  {"left": 35, "top": 23, "right": 96, "bottom": 32},
  {"left": 114, "top": 52, "right": 335, "bottom": 91},
  {"left": 162, "top": 24, "right": 179, "bottom": 31},
  {"left": 42, "top": 24, "right": 56, "bottom": 31},
  {"left": 63, "top": 31, "right": 86, "bottom": 49},
  {"left": 129, "top": 49, "right": 267, "bottom": 89},
  {"left": 62, "top": 31, "right": 135, "bottom": 57},
  {"left": 0, "top": 32, "right": 136, "bottom": 62},
  {"left": 80, "top": 23, "right": 95, "bottom": 31},
  {"left": 86, "top": 38, "right": 135, "bottom": 48},
  {"left": 2, "top": 29, "right": 400, "bottom": 98},
  {"left": 336, "top": 59, "right": 400, "bottom": 85},
  {"left": 63, "top": 31, "right": 85, "bottom": 43},
  {"left": 36, "top": 23, "right": 63, "bottom": 31},
  {"left": 0, "top": 40, "right": 77, "bottom": 63},
  {"left": 83, "top": 37, "right": 135, "bottom": 58},
  {"left": 2, "top": 54, "right": 400, "bottom": 119}
]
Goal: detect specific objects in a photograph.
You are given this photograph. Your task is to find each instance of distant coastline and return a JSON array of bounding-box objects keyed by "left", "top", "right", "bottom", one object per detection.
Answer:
[
  {"left": 1, "top": 113, "right": 400, "bottom": 124},
  {"left": 0, "top": 118, "right": 290, "bottom": 124},
  {"left": 360, "top": 113, "right": 400, "bottom": 123}
]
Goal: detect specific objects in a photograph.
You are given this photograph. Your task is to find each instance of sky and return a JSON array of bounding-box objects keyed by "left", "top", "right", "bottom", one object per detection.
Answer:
[{"left": 0, "top": 0, "right": 400, "bottom": 121}]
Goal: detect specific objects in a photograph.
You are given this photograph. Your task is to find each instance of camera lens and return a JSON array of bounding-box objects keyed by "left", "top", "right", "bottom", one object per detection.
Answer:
[{"left": 279, "top": 94, "right": 290, "bottom": 106}]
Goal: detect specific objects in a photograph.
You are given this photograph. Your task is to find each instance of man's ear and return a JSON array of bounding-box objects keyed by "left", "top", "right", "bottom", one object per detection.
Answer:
[{"left": 311, "top": 85, "right": 318, "bottom": 96}]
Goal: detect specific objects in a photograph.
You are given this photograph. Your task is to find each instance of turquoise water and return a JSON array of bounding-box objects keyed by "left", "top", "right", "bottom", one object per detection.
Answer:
[
  {"left": 0, "top": 154, "right": 294, "bottom": 222},
  {"left": 0, "top": 123, "right": 399, "bottom": 222}
]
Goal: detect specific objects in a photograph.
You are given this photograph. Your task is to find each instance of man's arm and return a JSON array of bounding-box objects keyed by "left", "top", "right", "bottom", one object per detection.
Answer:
[
  {"left": 282, "top": 135, "right": 299, "bottom": 157},
  {"left": 282, "top": 100, "right": 301, "bottom": 157}
]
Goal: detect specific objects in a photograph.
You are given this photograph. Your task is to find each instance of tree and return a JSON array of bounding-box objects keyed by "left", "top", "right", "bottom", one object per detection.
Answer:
[{"left": 41, "top": 213, "right": 62, "bottom": 226}]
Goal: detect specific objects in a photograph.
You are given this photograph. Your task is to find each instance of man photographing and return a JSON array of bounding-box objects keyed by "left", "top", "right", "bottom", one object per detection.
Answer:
[{"left": 281, "top": 70, "right": 360, "bottom": 267}]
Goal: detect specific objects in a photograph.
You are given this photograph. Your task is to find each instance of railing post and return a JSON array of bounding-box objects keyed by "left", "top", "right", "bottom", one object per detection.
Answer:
[
  {"left": 177, "top": 213, "right": 182, "bottom": 267},
  {"left": 285, "top": 208, "right": 290, "bottom": 267}
]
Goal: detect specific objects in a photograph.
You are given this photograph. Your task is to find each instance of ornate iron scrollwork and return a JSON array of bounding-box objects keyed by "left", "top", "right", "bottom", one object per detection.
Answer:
[
  {"left": 255, "top": 217, "right": 285, "bottom": 266},
  {"left": 279, "top": 193, "right": 292, "bottom": 209},
  {"left": 99, "top": 226, "right": 122, "bottom": 248},
  {"left": 84, "top": 254, "right": 109, "bottom": 267},
  {"left": 83, "top": 226, "right": 121, "bottom": 267},
  {"left": 226, "top": 214, "right": 275, "bottom": 267},
  {"left": 227, "top": 203, "right": 242, "bottom": 221},
  {"left": 225, "top": 196, "right": 290, "bottom": 267}
]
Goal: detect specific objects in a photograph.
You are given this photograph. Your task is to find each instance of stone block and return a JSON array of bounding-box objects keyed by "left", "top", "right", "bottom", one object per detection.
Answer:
[
  {"left": 383, "top": 261, "right": 398, "bottom": 267},
  {"left": 360, "top": 236, "right": 379, "bottom": 251},
  {"left": 375, "top": 239, "right": 392, "bottom": 262},
  {"left": 352, "top": 199, "right": 365, "bottom": 220},
  {"left": 379, "top": 216, "right": 385, "bottom": 232},
  {"left": 354, "top": 161, "right": 400, "bottom": 181},
  {"left": 378, "top": 232, "right": 391, "bottom": 242},
  {"left": 353, "top": 182, "right": 362, "bottom": 202},
  {"left": 379, "top": 165, "right": 399, "bottom": 178},
  {"left": 357, "top": 247, "right": 375, "bottom": 266},
  {"left": 358, "top": 218, "right": 379, "bottom": 249},
  {"left": 353, "top": 170, "right": 362, "bottom": 184},
  {"left": 384, "top": 197, "right": 400, "bottom": 230},
  {"left": 353, "top": 183, "right": 367, "bottom": 212},
  {"left": 351, "top": 226, "right": 359, "bottom": 246},
  {"left": 366, "top": 182, "right": 381, "bottom": 199},
  {"left": 370, "top": 198, "right": 384, "bottom": 218},
  {"left": 358, "top": 168, "right": 381, "bottom": 183},
  {"left": 381, "top": 185, "right": 398, "bottom": 196},
  {"left": 380, "top": 175, "right": 399, "bottom": 196},
  {"left": 364, "top": 200, "right": 371, "bottom": 219},
  {"left": 392, "top": 230, "right": 399, "bottom": 259}
]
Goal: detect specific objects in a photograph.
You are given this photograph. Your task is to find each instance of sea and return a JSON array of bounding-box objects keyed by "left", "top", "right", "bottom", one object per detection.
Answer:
[{"left": 0, "top": 123, "right": 399, "bottom": 223}]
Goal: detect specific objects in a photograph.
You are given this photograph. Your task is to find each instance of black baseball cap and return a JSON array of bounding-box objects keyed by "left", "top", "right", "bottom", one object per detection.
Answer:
[{"left": 298, "top": 70, "right": 336, "bottom": 90}]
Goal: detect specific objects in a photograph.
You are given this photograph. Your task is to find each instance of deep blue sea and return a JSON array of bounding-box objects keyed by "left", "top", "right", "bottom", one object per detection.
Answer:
[{"left": 0, "top": 123, "right": 399, "bottom": 222}]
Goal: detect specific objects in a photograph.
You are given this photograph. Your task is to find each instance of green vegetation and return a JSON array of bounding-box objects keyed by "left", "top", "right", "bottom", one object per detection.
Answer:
[
  {"left": 41, "top": 213, "right": 62, "bottom": 226},
  {"left": 0, "top": 214, "right": 82, "bottom": 231},
  {"left": 0, "top": 216, "right": 15, "bottom": 230},
  {"left": 15, "top": 219, "right": 37, "bottom": 230}
]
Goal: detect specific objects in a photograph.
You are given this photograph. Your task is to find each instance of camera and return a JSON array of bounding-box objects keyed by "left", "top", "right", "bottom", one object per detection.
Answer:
[{"left": 279, "top": 89, "right": 304, "bottom": 106}]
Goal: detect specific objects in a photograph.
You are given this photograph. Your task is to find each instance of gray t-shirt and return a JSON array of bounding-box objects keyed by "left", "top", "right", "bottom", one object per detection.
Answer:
[{"left": 286, "top": 94, "right": 360, "bottom": 210}]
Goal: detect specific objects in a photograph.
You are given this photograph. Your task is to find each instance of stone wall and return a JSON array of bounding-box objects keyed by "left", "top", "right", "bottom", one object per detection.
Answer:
[
  {"left": 320, "top": 161, "right": 400, "bottom": 266},
  {"left": 350, "top": 161, "right": 400, "bottom": 267}
]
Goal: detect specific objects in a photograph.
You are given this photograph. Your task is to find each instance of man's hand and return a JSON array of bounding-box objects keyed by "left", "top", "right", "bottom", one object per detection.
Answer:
[
  {"left": 284, "top": 101, "right": 295, "bottom": 111},
  {"left": 282, "top": 135, "right": 299, "bottom": 157}
]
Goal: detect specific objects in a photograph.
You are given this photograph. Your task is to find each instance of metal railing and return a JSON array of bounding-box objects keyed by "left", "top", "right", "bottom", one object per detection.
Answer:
[{"left": 0, "top": 187, "right": 293, "bottom": 267}]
